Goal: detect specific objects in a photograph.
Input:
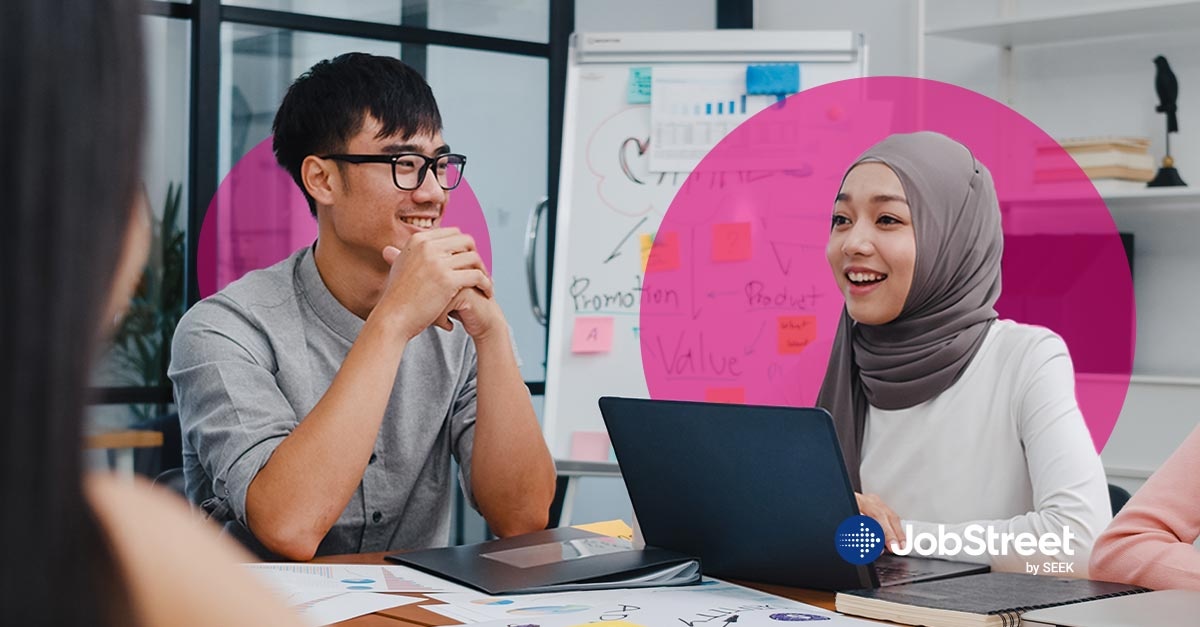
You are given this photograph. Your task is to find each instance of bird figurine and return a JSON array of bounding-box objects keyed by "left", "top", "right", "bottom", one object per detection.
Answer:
[
  {"left": 1149, "top": 55, "right": 1186, "bottom": 186},
  {"left": 1154, "top": 55, "right": 1179, "bottom": 133}
]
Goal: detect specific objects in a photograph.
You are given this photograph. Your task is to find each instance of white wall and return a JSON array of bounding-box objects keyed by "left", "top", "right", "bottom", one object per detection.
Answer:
[
  {"left": 430, "top": 0, "right": 548, "bottom": 42},
  {"left": 576, "top": 0, "right": 715, "bottom": 32},
  {"left": 756, "top": 0, "right": 918, "bottom": 78}
]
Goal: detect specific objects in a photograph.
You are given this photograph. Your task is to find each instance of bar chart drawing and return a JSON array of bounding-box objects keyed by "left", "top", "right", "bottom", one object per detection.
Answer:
[
  {"left": 650, "top": 66, "right": 777, "bottom": 172},
  {"left": 699, "top": 95, "right": 747, "bottom": 116}
]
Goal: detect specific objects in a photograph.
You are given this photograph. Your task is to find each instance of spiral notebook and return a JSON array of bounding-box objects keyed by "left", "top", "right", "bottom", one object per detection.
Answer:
[
  {"left": 835, "top": 572, "right": 1146, "bottom": 627},
  {"left": 1021, "top": 589, "right": 1200, "bottom": 626}
]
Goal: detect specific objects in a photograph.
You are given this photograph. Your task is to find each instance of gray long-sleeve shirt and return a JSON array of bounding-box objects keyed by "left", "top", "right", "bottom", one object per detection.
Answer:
[{"left": 169, "top": 245, "right": 479, "bottom": 557}]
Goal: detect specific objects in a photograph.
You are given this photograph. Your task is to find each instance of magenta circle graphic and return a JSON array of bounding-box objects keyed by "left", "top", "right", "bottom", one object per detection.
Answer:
[
  {"left": 197, "top": 137, "right": 492, "bottom": 299},
  {"left": 640, "top": 77, "right": 1134, "bottom": 453}
]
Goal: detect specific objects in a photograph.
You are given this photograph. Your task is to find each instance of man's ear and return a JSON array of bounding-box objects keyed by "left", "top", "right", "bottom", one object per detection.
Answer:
[{"left": 301, "top": 155, "right": 339, "bottom": 206}]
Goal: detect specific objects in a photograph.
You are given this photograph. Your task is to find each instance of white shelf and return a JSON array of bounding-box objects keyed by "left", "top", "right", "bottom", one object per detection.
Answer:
[
  {"left": 1079, "top": 373, "right": 1200, "bottom": 387},
  {"left": 1131, "top": 374, "right": 1200, "bottom": 387},
  {"left": 1100, "top": 187, "right": 1200, "bottom": 203},
  {"left": 1103, "top": 187, "right": 1200, "bottom": 214},
  {"left": 926, "top": 0, "right": 1200, "bottom": 48},
  {"left": 998, "top": 187, "right": 1200, "bottom": 208}
]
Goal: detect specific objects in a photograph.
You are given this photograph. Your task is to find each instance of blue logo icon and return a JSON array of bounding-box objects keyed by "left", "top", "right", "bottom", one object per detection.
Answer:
[{"left": 835, "top": 515, "right": 885, "bottom": 564}]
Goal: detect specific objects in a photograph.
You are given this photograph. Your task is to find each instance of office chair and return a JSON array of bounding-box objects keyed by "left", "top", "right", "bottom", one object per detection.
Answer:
[
  {"left": 1109, "top": 483, "right": 1132, "bottom": 516},
  {"left": 129, "top": 410, "right": 182, "bottom": 479},
  {"left": 153, "top": 466, "right": 187, "bottom": 498}
]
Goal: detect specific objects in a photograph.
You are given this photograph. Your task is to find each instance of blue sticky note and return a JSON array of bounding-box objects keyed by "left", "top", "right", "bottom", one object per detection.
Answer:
[
  {"left": 746, "top": 64, "right": 800, "bottom": 95},
  {"left": 627, "top": 67, "right": 652, "bottom": 104}
]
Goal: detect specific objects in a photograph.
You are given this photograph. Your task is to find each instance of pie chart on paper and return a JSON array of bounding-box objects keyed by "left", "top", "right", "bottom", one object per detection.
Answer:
[
  {"left": 471, "top": 598, "right": 516, "bottom": 606},
  {"left": 506, "top": 605, "right": 591, "bottom": 616}
]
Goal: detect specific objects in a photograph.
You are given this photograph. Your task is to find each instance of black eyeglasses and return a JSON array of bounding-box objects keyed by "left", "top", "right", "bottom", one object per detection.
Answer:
[{"left": 319, "top": 152, "right": 467, "bottom": 191}]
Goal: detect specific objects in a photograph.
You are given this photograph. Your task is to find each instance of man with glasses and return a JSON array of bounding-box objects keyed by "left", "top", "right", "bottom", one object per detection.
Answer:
[{"left": 170, "top": 53, "right": 556, "bottom": 560}]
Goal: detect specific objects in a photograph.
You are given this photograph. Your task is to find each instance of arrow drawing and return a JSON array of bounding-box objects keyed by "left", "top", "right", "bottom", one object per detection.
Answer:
[
  {"left": 769, "top": 241, "right": 794, "bottom": 276},
  {"left": 690, "top": 229, "right": 703, "bottom": 320},
  {"left": 603, "top": 216, "right": 649, "bottom": 264},
  {"left": 767, "top": 240, "right": 822, "bottom": 276},
  {"left": 744, "top": 320, "right": 767, "bottom": 356}
]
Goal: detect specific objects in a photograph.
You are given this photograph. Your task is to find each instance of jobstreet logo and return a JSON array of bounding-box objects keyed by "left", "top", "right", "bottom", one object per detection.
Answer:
[
  {"left": 834, "top": 515, "right": 886, "bottom": 565},
  {"left": 835, "top": 517, "right": 1077, "bottom": 571},
  {"left": 891, "top": 524, "right": 1076, "bottom": 559}
]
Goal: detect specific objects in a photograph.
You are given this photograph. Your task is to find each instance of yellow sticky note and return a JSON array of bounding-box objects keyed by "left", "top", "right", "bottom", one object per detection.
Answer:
[
  {"left": 572, "top": 519, "right": 634, "bottom": 541},
  {"left": 639, "top": 233, "right": 654, "bottom": 273}
]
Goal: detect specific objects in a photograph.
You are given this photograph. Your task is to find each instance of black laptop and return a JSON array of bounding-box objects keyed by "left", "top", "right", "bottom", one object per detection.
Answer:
[{"left": 598, "top": 396, "right": 989, "bottom": 591}]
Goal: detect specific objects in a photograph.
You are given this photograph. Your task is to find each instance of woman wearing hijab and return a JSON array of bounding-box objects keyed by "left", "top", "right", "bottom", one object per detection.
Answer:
[
  {"left": 2, "top": 0, "right": 302, "bottom": 624},
  {"left": 817, "top": 131, "right": 1111, "bottom": 575}
]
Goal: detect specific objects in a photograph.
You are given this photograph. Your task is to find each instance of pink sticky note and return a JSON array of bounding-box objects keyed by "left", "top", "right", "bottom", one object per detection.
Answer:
[
  {"left": 705, "top": 387, "right": 746, "bottom": 404},
  {"left": 646, "top": 231, "right": 681, "bottom": 272},
  {"left": 571, "top": 316, "right": 614, "bottom": 354},
  {"left": 570, "top": 431, "right": 612, "bottom": 462},
  {"left": 777, "top": 315, "right": 817, "bottom": 354},
  {"left": 712, "top": 222, "right": 752, "bottom": 262}
]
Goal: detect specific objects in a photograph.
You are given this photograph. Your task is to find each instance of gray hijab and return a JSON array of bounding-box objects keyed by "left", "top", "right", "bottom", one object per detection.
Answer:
[{"left": 815, "top": 131, "right": 1003, "bottom": 491}]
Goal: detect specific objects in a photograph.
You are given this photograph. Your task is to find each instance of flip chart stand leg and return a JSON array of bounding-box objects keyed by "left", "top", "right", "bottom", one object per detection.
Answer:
[{"left": 560, "top": 476, "right": 579, "bottom": 526}]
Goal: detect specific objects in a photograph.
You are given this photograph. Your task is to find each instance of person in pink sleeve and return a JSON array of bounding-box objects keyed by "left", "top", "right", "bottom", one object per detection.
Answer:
[{"left": 1090, "top": 425, "right": 1200, "bottom": 590}]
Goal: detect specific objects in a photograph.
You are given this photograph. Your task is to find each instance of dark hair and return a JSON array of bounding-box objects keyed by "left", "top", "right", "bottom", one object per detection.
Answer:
[
  {"left": 272, "top": 53, "right": 444, "bottom": 216},
  {"left": 0, "top": 0, "right": 144, "bottom": 624}
]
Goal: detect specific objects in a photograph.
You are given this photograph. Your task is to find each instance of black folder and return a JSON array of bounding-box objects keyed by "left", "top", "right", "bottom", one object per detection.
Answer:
[{"left": 387, "top": 526, "right": 701, "bottom": 595}]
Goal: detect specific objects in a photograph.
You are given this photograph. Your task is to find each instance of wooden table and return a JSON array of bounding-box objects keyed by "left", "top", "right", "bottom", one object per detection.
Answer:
[{"left": 311, "top": 552, "right": 846, "bottom": 626}]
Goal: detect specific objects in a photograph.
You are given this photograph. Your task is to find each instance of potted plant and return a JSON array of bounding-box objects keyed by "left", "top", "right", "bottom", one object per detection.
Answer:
[{"left": 107, "top": 182, "right": 186, "bottom": 470}]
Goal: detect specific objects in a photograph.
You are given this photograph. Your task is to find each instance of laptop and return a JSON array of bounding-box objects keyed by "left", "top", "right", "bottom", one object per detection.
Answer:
[
  {"left": 598, "top": 396, "right": 989, "bottom": 591},
  {"left": 1020, "top": 589, "right": 1195, "bottom": 627}
]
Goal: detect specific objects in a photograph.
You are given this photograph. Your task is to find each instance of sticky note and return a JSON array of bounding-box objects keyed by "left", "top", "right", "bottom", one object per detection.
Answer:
[
  {"left": 639, "top": 233, "right": 654, "bottom": 272},
  {"left": 627, "top": 66, "right": 652, "bottom": 104},
  {"left": 705, "top": 387, "right": 746, "bottom": 404},
  {"left": 571, "top": 316, "right": 614, "bottom": 353},
  {"left": 712, "top": 222, "right": 752, "bottom": 262},
  {"left": 777, "top": 315, "right": 817, "bottom": 354},
  {"left": 646, "top": 231, "right": 681, "bottom": 272},
  {"left": 573, "top": 519, "right": 634, "bottom": 540},
  {"left": 746, "top": 63, "right": 801, "bottom": 95},
  {"left": 569, "top": 431, "right": 612, "bottom": 462}
]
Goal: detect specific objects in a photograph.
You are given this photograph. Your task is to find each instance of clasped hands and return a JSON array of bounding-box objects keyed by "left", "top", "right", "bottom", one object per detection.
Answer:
[{"left": 379, "top": 227, "right": 502, "bottom": 342}]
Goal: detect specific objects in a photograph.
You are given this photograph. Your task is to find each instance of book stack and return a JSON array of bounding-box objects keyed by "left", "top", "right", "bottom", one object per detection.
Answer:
[{"left": 1035, "top": 136, "right": 1155, "bottom": 187}]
